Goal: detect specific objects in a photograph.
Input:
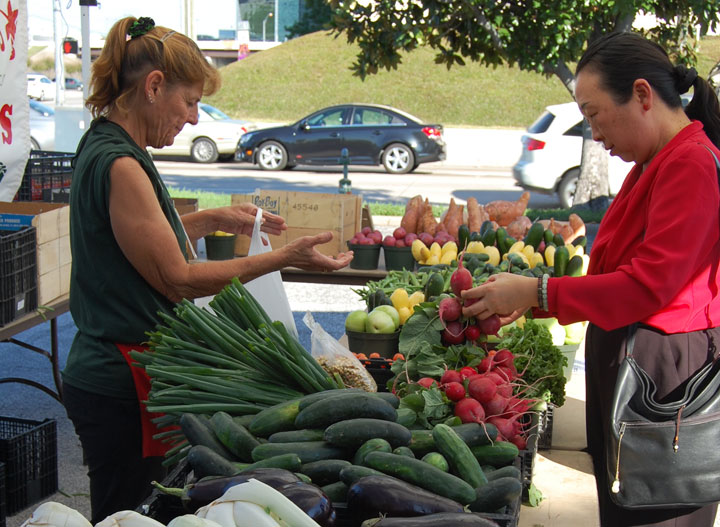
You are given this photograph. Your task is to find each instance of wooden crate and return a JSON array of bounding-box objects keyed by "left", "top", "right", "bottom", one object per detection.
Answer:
[
  {"left": 0, "top": 203, "right": 70, "bottom": 305},
  {"left": 172, "top": 197, "right": 199, "bottom": 216},
  {"left": 230, "top": 191, "right": 362, "bottom": 257}
]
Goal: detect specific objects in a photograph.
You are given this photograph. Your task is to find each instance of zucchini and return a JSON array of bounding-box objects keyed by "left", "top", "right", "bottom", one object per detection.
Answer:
[
  {"left": 249, "top": 398, "right": 301, "bottom": 438},
  {"left": 363, "top": 451, "right": 476, "bottom": 505},
  {"left": 451, "top": 422, "right": 498, "bottom": 447},
  {"left": 209, "top": 411, "right": 260, "bottom": 463},
  {"left": 179, "top": 413, "right": 234, "bottom": 460},
  {"left": 354, "top": 438, "right": 392, "bottom": 465},
  {"left": 339, "top": 465, "right": 386, "bottom": 487},
  {"left": 324, "top": 418, "right": 412, "bottom": 450},
  {"left": 268, "top": 429, "right": 325, "bottom": 443},
  {"left": 298, "top": 388, "right": 364, "bottom": 411},
  {"left": 186, "top": 445, "right": 238, "bottom": 479},
  {"left": 300, "top": 459, "right": 352, "bottom": 485},
  {"left": 421, "top": 452, "right": 449, "bottom": 472},
  {"left": 321, "top": 480, "right": 349, "bottom": 502},
  {"left": 432, "top": 424, "right": 488, "bottom": 488},
  {"left": 295, "top": 392, "right": 397, "bottom": 429},
  {"left": 471, "top": 441, "right": 520, "bottom": 467},
  {"left": 237, "top": 453, "right": 303, "bottom": 473},
  {"left": 251, "top": 441, "right": 350, "bottom": 464},
  {"left": 468, "top": 476, "right": 522, "bottom": 513}
]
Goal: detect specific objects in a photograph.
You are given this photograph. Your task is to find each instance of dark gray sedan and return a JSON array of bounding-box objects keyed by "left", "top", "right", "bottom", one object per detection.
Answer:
[{"left": 237, "top": 103, "right": 446, "bottom": 174}]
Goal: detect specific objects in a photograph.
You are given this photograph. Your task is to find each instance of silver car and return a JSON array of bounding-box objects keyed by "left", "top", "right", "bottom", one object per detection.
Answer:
[
  {"left": 147, "top": 103, "right": 256, "bottom": 163},
  {"left": 29, "top": 99, "right": 55, "bottom": 151}
]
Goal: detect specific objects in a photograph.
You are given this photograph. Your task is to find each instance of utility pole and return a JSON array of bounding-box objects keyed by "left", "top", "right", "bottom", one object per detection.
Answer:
[
  {"left": 80, "top": 0, "right": 97, "bottom": 127},
  {"left": 52, "top": 0, "right": 65, "bottom": 104},
  {"left": 183, "top": 0, "right": 195, "bottom": 40}
]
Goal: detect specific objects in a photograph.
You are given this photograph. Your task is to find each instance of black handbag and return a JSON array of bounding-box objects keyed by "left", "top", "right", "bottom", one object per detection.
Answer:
[
  {"left": 606, "top": 324, "right": 720, "bottom": 508},
  {"left": 606, "top": 145, "right": 720, "bottom": 509}
]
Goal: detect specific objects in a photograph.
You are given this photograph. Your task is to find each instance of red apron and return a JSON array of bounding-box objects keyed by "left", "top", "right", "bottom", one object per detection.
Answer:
[{"left": 117, "top": 343, "right": 178, "bottom": 458}]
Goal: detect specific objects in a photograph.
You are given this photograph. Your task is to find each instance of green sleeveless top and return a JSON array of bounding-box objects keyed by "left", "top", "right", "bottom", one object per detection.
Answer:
[{"left": 62, "top": 118, "right": 189, "bottom": 399}]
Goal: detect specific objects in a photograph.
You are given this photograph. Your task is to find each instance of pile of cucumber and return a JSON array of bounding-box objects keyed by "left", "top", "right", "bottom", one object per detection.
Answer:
[{"left": 177, "top": 388, "right": 524, "bottom": 524}]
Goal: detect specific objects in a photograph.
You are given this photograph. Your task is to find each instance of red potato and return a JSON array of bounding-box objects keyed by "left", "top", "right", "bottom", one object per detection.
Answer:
[
  {"left": 395, "top": 239, "right": 406, "bottom": 248},
  {"left": 444, "top": 382, "right": 466, "bottom": 402},
  {"left": 362, "top": 226, "right": 372, "bottom": 235},
  {"left": 454, "top": 397, "right": 486, "bottom": 424},
  {"left": 419, "top": 232, "right": 435, "bottom": 246},
  {"left": 383, "top": 235, "right": 397, "bottom": 247},
  {"left": 393, "top": 227, "right": 407, "bottom": 239},
  {"left": 404, "top": 233, "right": 419, "bottom": 245}
]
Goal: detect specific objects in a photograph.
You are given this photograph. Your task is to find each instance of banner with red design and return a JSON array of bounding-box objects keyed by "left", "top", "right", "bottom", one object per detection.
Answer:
[{"left": 0, "top": 0, "right": 28, "bottom": 201}]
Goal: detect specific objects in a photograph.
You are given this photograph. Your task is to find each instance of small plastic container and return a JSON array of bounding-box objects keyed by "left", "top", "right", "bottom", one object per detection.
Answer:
[
  {"left": 383, "top": 245, "right": 415, "bottom": 271},
  {"left": 346, "top": 329, "right": 400, "bottom": 359},
  {"left": 204, "top": 234, "right": 237, "bottom": 260},
  {"left": 347, "top": 242, "right": 381, "bottom": 270}
]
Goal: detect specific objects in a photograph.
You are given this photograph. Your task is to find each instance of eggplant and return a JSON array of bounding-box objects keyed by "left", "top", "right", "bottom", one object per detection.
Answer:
[
  {"left": 361, "top": 513, "right": 500, "bottom": 526},
  {"left": 276, "top": 482, "right": 334, "bottom": 527},
  {"left": 347, "top": 475, "right": 464, "bottom": 520},
  {"left": 153, "top": 468, "right": 301, "bottom": 511}
]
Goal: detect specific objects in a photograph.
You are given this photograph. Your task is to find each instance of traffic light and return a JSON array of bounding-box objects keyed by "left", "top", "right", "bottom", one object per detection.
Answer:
[{"left": 63, "top": 39, "right": 78, "bottom": 54}]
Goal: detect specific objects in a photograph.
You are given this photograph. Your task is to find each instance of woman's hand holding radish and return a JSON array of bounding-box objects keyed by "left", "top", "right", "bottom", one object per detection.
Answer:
[{"left": 461, "top": 272, "right": 537, "bottom": 325}]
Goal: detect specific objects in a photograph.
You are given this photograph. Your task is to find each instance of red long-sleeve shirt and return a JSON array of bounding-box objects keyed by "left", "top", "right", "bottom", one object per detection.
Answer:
[{"left": 547, "top": 121, "right": 720, "bottom": 333}]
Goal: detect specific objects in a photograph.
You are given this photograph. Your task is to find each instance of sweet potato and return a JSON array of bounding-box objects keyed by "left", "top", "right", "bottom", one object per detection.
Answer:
[
  {"left": 401, "top": 195, "right": 423, "bottom": 234},
  {"left": 539, "top": 214, "right": 586, "bottom": 243},
  {"left": 506, "top": 215, "right": 532, "bottom": 240},
  {"left": 441, "top": 198, "right": 463, "bottom": 239},
  {"left": 466, "top": 197, "right": 482, "bottom": 232},
  {"left": 420, "top": 198, "right": 438, "bottom": 236},
  {"left": 485, "top": 192, "right": 531, "bottom": 226}
]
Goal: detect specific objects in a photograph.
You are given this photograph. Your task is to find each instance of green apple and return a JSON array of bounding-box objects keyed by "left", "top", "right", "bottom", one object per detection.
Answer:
[
  {"left": 532, "top": 317, "right": 566, "bottom": 346},
  {"left": 564, "top": 321, "right": 587, "bottom": 345},
  {"left": 372, "top": 305, "right": 400, "bottom": 330},
  {"left": 365, "top": 310, "right": 397, "bottom": 334},
  {"left": 345, "top": 310, "right": 369, "bottom": 333}
]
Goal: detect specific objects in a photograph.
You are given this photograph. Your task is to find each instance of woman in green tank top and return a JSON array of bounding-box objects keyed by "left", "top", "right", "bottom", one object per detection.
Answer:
[{"left": 63, "top": 16, "right": 353, "bottom": 523}]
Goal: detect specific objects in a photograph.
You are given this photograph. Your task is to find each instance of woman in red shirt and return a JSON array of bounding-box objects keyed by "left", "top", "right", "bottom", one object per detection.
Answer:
[{"left": 462, "top": 32, "right": 720, "bottom": 527}]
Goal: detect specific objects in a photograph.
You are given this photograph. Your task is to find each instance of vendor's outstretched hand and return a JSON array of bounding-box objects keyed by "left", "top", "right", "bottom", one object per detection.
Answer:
[
  {"left": 283, "top": 232, "right": 354, "bottom": 272},
  {"left": 217, "top": 203, "right": 287, "bottom": 237}
]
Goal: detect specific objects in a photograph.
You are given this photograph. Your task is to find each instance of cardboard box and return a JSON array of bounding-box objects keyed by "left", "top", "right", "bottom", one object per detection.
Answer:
[
  {"left": 230, "top": 191, "right": 362, "bottom": 257},
  {"left": 172, "top": 197, "right": 199, "bottom": 216},
  {"left": 0, "top": 202, "right": 70, "bottom": 305}
]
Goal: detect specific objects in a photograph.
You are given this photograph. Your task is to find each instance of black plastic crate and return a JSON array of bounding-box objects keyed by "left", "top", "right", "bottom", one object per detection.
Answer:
[
  {"left": 0, "top": 462, "right": 6, "bottom": 527},
  {"left": 537, "top": 405, "right": 554, "bottom": 450},
  {"left": 364, "top": 359, "right": 395, "bottom": 392},
  {"left": 136, "top": 460, "right": 190, "bottom": 523},
  {"left": 0, "top": 418, "right": 58, "bottom": 515},
  {"left": 0, "top": 227, "right": 38, "bottom": 327},
  {"left": 520, "top": 411, "right": 540, "bottom": 501},
  {"left": 16, "top": 151, "right": 74, "bottom": 203}
]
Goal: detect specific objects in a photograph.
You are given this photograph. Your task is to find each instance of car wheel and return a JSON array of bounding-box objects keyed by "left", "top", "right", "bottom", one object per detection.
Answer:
[
  {"left": 558, "top": 168, "right": 580, "bottom": 208},
  {"left": 382, "top": 143, "right": 414, "bottom": 174},
  {"left": 30, "top": 138, "right": 40, "bottom": 151},
  {"left": 191, "top": 137, "right": 219, "bottom": 163},
  {"left": 257, "top": 141, "right": 288, "bottom": 170}
]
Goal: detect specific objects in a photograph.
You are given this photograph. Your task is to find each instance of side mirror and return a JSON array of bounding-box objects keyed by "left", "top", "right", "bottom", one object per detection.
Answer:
[{"left": 300, "top": 121, "right": 310, "bottom": 131}]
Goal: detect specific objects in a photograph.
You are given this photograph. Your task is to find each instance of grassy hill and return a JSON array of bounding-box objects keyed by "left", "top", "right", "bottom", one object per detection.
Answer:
[{"left": 207, "top": 31, "right": 720, "bottom": 128}]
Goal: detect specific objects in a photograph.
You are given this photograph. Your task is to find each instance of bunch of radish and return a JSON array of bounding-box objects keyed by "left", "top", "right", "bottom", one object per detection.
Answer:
[
  {"left": 436, "top": 348, "right": 535, "bottom": 450},
  {"left": 437, "top": 252, "right": 502, "bottom": 345}
]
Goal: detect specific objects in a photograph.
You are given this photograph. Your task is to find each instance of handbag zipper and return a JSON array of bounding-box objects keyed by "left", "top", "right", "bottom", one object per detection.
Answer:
[
  {"left": 612, "top": 422, "right": 626, "bottom": 494},
  {"left": 673, "top": 404, "right": 685, "bottom": 452}
]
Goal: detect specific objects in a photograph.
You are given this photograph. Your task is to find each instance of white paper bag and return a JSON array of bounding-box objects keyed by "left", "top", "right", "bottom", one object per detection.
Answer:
[{"left": 244, "top": 208, "right": 298, "bottom": 338}]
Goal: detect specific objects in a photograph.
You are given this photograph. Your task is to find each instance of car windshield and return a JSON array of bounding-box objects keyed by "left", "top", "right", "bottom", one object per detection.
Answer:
[
  {"left": 201, "top": 104, "right": 230, "bottom": 121},
  {"left": 527, "top": 110, "right": 555, "bottom": 133}
]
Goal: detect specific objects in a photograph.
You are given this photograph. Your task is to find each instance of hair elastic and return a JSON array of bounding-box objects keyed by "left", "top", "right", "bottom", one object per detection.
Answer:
[
  {"left": 128, "top": 17, "right": 155, "bottom": 39},
  {"left": 674, "top": 65, "right": 698, "bottom": 94}
]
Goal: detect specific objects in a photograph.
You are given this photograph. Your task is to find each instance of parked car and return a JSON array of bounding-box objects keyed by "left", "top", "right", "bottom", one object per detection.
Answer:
[
  {"left": 29, "top": 99, "right": 55, "bottom": 150},
  {"left": 512, "top": 102, "right": 633, "bottom": 208},
  {"left": 147, "top": 102, "right": 256, "bottom": 163},
  {"left": 237, "top": 103, "right": 446, "bottom": 174},
  {"left": 27, "top": 74, "right": 56, "bottom": 101},
  {"left": 53, "top": 77, "right": 84, "bottom": 90}
]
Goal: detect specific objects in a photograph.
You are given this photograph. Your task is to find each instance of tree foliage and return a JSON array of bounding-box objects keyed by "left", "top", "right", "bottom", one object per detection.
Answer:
[
  {"left": 329, "top": 0, "right": 720, "bottom": 206},
  {"left": 286, "top": 0, "right": 334, "bottom": 39}
]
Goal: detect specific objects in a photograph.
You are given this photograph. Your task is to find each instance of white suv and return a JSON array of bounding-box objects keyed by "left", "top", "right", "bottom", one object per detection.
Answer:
[
  {"left": 512, "top": 102, "right": 632, "bottom": 208},
  {"left": 27, "top": 74, "right": 56, "bottom": 101}
]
